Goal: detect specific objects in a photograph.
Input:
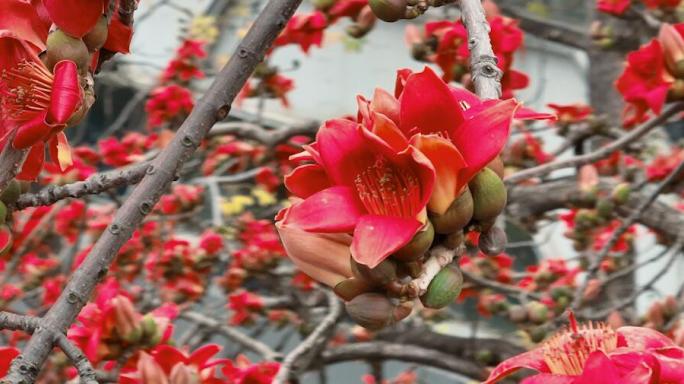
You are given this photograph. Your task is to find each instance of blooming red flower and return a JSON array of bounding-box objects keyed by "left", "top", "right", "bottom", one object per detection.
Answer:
[
  {"left": 597, "top": 0, "right": 632, "bottom": 15},
  {"left": 274, "top": 11, "right": 328, "bottom": 53},
  {"left": 145, "top": 84, "right": 195, "bottom": 128},
  {"left": 485, "top": 313, "right": 684, "bottom": 383},
  {"left": 547, "top": 103, "right": 593, "bottom": 124},
  {"left": 120, "top": 344, "right": 226, "bottom": 384},
  {"left": 222, "top": 355, "right": 280, "bottom": 384},
  {"left": 99, "top": 132, "right": 153, "bottom": 167},
  {"left": 616, "top": 40, "right": 673, "bottom": 127},
  {"left": 0, "top": 32, "right": 82, "bottom": 178},
  {"left": 228, "top": 291, "right": 264, "bottom": 325}
]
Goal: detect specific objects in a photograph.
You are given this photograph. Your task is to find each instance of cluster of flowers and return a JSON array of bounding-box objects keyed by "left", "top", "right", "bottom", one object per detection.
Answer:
[
  {"left": 276, "top": 66, "right": 553, "bottom": 329},
  {"left": 598, "top": 0, "right": 682, "bottom": 16},
  {"left": 0, "top": 0, "right": 134, "bottom": 179},
  {"left": 405, "top": 1, "right": 528, "bottom": 98},
  {"left": 617, "top": 23, "right": 684, "bottom": 127}
]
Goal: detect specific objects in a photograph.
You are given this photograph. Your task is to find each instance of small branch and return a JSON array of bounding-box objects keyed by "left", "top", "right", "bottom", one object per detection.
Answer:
[
  {"left": 505, "top": 102, "right": 684, "bottom": 185},
  {"left": 0, "top": 312, "right": 40, "bottom": 333},
  {"left": 273, "top": 290, "right": 342, "bottom": 383},
  {"left": 207, "top": 121, "right": 318, "bottom": 147},
  {"left": 460, "top": 0, "right": 503, "bottom": 99},
  {"left": 498, "top": 5, "right": 589, "bottom": 50},
  {"left": 55, "top": 333, "right": 98, "bottom": 384},
  {"left": 180, "top": 311, "right": 281, "bottom": 361},
  {"left": 461, "top": 269, "right": 543, "bottom": 301},
  {"left": 571, "top": 159, "right": 684, "bottom": 310},
  {"left": 319, "top": 342, "right": 486, "bottom": 380}
]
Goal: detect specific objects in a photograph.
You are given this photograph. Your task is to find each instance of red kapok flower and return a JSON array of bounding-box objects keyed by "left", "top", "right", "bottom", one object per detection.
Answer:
[
  {"left": 145, "top": 84, "right": 194, "bottom": 127},
  {"left": 0, "top": 347, "right": 20, "bottom": 377},
  {"left": 484, "top": 312, "right": 684, "bottom": 383},
  {"left": 0, "top": 32, "right": 82, "bottom": 178},
  {"left": 280, "top": 117, "right": 435, "bottom": 268},
  {"left": 222, "top": 355, "right": 280, "bottom": 384},
  {"left": 547, "top": 103, "right": 593, "bottom": 124},
  {"left": 597, "top": 0, "right": 632, "bottom": 15},
  {"left": 43, "top": 0, "right": 105, "bottom": 38},
  {"left": 274, "top": 11, "right": 328, "bottom": 53}
]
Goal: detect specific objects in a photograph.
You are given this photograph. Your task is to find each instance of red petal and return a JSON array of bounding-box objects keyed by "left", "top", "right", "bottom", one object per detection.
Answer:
[
  {"left": 48, "top": 132, "right": 73, "bottom": 171},
  {"left": 410, "top": 134, "right": 467, "bottom": 214},
  {"left": 0, "top": 226, "right": 13, "bottom": 255},
  {"left": 520, "top": 374, "right": 575, "bottom": 384},
  {"left": 13, "top": 112, "right": 51, "bottom": 149},
  {"left": 284, "top": 163, "right": 332, "bottom": 199},
  {"left": 371, "top": 88, "right": 400, "bottom": 125},
  {"left": 394, "top": 68, "right": 413, "bottom": 98},
  {"left": 0, "top": 30, "right": 43, "bottom": 73},
  {"left": 47, "top": 60, "right": 82, "bottom": 126},
  {"left": 16, "top": 142, "right": 45, "bottom": 180},
  {"left": 351, "top": 215, "right": 422, "bottom": 268},
  {"left": 370, "top": 112, "right": 408, "bottom": 152},
  {"left": 43, "top": 0, "right": 104, "bottom": 38},
  {"left": 103, "top": 14, "right": 133, "bottom": 54},
  {"left": 0, "top": 0, "right": 49, "bottom": 51},
  {"left": 452, "top": 98, "right": 519, "bottom": 183},
  {"left": 617, "top": 326, "right": 675, "bottom": 349},
  {"left": 284, "top": 186, "right": 364, "bottom": 233},
  {"left": 483, "top": 348, "right": 549, "bottom": 384},
  {"left": 399, "top": 67, "right": 465, "bottom": 138},
  {"left": 152, "top": 345, "right": 187, "bottom": 374},
  {"left": 188, "top": 344, "right": 221, "bottom": 367},
  {"left": 575, "top": 351, "right": 622, "bottom": 384}
]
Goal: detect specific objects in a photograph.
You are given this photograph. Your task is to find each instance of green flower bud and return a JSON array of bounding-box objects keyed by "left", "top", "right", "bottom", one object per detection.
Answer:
[
  {"left": 469, "top": 168, "right": 507, "bottom": 223},
  {"left": 394, "top": 221, "right": 434, "bottom": 261},
  {"left": 429, "top": 188, "right": 474, "bottom": 234},
  {"left": 420, "top": 266, "right": 463, "bottom": 309}
]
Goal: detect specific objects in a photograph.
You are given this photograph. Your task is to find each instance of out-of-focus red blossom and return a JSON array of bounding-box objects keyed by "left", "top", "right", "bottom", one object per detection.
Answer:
[
  {"left": 99, "top": 132, "right": 155, "bottom": 167},
  {"left": 547, "top": 103, "right": 593, "bottom": 124},
  {"left": 505, "top": 131, "right": 553, "bottom": 166},
  {"left": 408, "top": 11, "right": 528, "bottom": 97},
  {"left": 120, "top": 344, "right": 226, "bottom": 384},
  {"left": 160, "top": 39, "right": 206, "bottom": 83},
  {"left": 237, "top": 73, "right": 295, "bottom": 107},
  {"left": 145, "top": 84, "right": 195, "bottom": 128},
  {"left": 274, "top": 11, "right": 328, "bottom": 53},
  {"left": 42, "top": 146, "right": 98, "bottom": 184},
  {"left": 202, "top": 136, "right": 265, "bottom": 175},
  {"left": 0, "top": 283, "right": 22, "bottom": 305},
  {"left": 362, "top": 370, "right": 417, "bottom": 384},
  {"left": 255, "top": 167, "right": 281, "bottom": 192},
  {"left": 596, "top": 0, "right": 631, "bottom": 15},
  {"left": 460, "top": 252, "right": 514, "bottom": 286},
  {"left": 485, "top": 313, "right": 684, "bottom": 384},
  {"left": 646, "top": 147, "right": 684, "bottom": 181},
  {"left": 228, "top": 290, "right": 264, "bottom": 325},
  {"left": 55, "top": 199, "right": 86, "bottom": 243},
  {"left": 229, "top": 213, "right": 286, "bottom": 272},
  {"left": 592, "top": 220, "right": 636, "bottom": 253},
  {"left": 642, "top": 0, "right": 682, "bottom": 8},
  {"left": 0, "top": 347, "right": 20, "bottom": 377},
  {"left": 617, "top": 39, "right": 673, "bottom": 128},
  {"left": 292, "top": 271, "right": 316, "bottom": 291},
  {"left": 476, "top": 292, "right": 507, "bottom": 317},
  {"left": 156, "top": 184, "right": 205, "bottom": 215},
  {"left": 518, "top": 259, "right": 579, "bottom": 292},
  {"left": 221, "top": 355, "right": 280, "bottom": 384}
]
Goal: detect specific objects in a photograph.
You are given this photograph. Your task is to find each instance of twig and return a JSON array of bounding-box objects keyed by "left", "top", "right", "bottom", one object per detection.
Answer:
[
  {"left": 180, "top": 311, "right": 281, "bottom": 361},
  {"left": 0, "top": 312, "right": 40, "bottom": 332},
  {"left": 461, "top": 269, "right": 543, "bottom": 301},
  {"left": 273, "top": 290, "right": 342, "bottom": 383},
  {"left": 207, "top": 121, "right": 318, "bottom": 147},
  {"left": 55, "top": 333, "right": 98, "bottom": 384},
  {"left": 3, "top": 1, "right": 303, "bottom": 382},
  {"left": 571, "top": 159, "right": 684, "bottom": 310},
  {"left": 459, "top": 0, "right": 503, "bottom": 99},
  {"left": 505, "top": 102, "right": 684, "bottom": 185},
  {"left": 319, "top": 342, "right": 486, "bottom": 380}
]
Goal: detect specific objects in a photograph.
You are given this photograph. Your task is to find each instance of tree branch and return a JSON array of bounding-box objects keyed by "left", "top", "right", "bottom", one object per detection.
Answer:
[
  {"left": 504, "top": 102, "right": 684, "bottom": 185},
  {"left": 2, "top": 1, "right": 303, "bottom": 382},
  {"left": 498, "top": 5, "right": 589, "bottom": 50},
  {"left": 460, "top": 0, "right": 503, "bottom": 99}
]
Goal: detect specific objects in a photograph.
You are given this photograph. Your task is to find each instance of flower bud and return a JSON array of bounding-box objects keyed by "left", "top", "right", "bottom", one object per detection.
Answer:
[
  {"left": 596, "top": 199, "right": 614, "bottom": 219},
  {"left": 334, "top": 277, "right": 373, "bottom": 301},
  {"left": 112, "top": 296, "right": 142, "bottom": 344},
  {"left": 393, "top": 221, "right": 434, "bottom": 261},
  {"left": 659, "top": 23, "right": 684, "bottom": 78},
  {"left": 469, "top": 168, "right": 507, "bottom": 223},
  {"left": 525, "top": 301, "right": 548, "bottom": 324},
  {"left": 393, "top": 301, "right": 414, "bottom": 322},
  {"left": 475, "top": 349, "right": 494, "bottom": 365},
  {"left": 0, "top": 202, "right": 6, "bottom": 226},
  {"left": 611, "top": 183, "right": 631, "bottom": 205},
  {"left": 487, "top": 156, "right": 505, "bottom": 178},
  {"left": 140, "top": 313, "right": 161, "bottom": 347},
  {"left": 444, "top": 231, "right": 464, "bottom": 249},
  {"left": 138, "top": 352, "right": 167, "bottom": 384},
  {"left": 507, "top": 304, "right": 527, "bottom": 323},
  {"left": 46, "top": 30, "right": 89, "bottom": 71},
  {"left": 0, "top": 180, "right": 21, "bottom": 205},
  {"left": 346, "top": 6, "right": 377, "bottom": 38},
  {"left": 528, "top": 326, "right": 546, "bottom": 343},
  {"left": 351, "top": 258, "right": 397, "bottom": 286},
  {"left": 169, "top": 364, "right": 201, "bottom": 384},
  {"left": 345, "top": 293, "right": 395, "bottom": 330},
  {"left": 429, "top": 188, "right": 474, "bottom": 234},
  {"left": 368, "top": 0, "right": 407, "bottom": 22},
  {"left": 550, "top": 286, "right": 573, "bottom": 301},
  {"left": 420, "top": 266, "right": 463, "bottom": 309},
  {"left": 0, "top": 225, "right": 13, "bottom": 257},
  {"left": 478, "top": 226, "right": 507, "bottom": 256},
  {"left": 83, "top": 15, "right": 108, "bottom": 52}
]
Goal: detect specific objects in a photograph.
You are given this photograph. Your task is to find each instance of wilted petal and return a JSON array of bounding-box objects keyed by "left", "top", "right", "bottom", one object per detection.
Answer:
[
  {"left": 47, "top": 60, "right": 82, "bottom": 126},
  {"left": 43, "top": 0, "right": 104, "bottom": 38},
  {"left": 48, "top": 132, "right": 73, "bottom": 171},
  {"left": 351, "top": 214, "right": 422, "bottom": 268}
]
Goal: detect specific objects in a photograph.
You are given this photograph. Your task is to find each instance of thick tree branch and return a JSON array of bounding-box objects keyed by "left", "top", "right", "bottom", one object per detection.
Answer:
[
  {"left": 460, "top": 0, "right": 503, "bottom": 99},
  {"left": 505, "top": 102, "right": 684, "bottom": 185},
  {"left": 2, "top": 1, "right": 303, "bottom": 382}
]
